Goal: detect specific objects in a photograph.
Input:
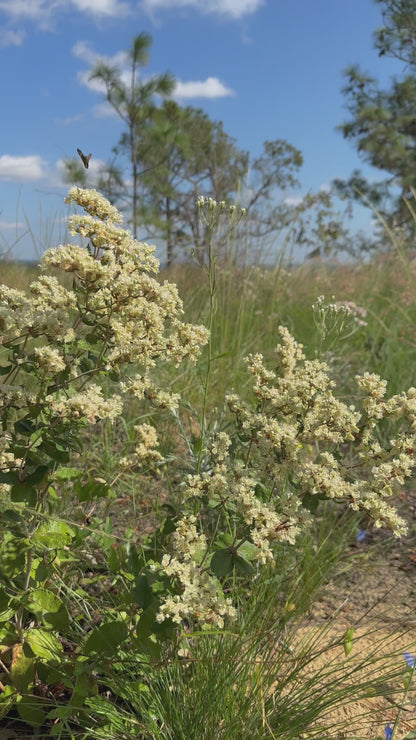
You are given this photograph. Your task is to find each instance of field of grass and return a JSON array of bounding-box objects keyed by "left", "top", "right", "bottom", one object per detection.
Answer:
[{"left": 2, "top": 203, "right": 416, "bottom": 740}]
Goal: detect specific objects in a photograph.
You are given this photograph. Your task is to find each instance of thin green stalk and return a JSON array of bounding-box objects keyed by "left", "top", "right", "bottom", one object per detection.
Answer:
[
  {"left": 197, "top": 206, "right": 217, "bottom": 475},
  {"left": 390, "top": 658, "right": 416, "bottom": 740},
  {"left": 15, "top": 547, "right": 33, "bottom": 639}
]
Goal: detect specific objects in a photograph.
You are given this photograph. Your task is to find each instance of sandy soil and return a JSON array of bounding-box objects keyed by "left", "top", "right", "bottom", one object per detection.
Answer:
[{"left": 300, "top": 490, "right": 416, "bottom": 739}]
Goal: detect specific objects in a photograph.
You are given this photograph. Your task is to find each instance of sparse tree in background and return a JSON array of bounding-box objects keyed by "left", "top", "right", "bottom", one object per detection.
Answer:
[
  {"left": 244, "top": 139, "right": 303, "bottom": 238},
  {"left": 131, "top": 101, "right": 247, "bottom": 266},
  {"left": 62, "top": 158, "right": 88, "bottom": 187},
  {"left": 136, "top": 103, "right": 248, "bottom": 266},
  {"left": 62, "top": 32, "right": 346, "bottom": 265},
  {"left": 88, "top": 32, "right": 175, "bottom": 238},
  {"left": 337, "top": 0, "right": 416, "bottom": 246}
]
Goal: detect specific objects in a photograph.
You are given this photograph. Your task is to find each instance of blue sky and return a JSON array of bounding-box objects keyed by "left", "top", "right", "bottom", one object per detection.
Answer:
[{"left": 0, "top": 0, "right": 404, "bottom": 261}]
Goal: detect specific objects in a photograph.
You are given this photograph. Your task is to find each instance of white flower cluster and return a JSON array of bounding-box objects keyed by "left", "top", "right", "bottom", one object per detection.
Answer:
[
  {"left": 313, "top": 294, "right": 367, "bottom": 326},
  {"left": 174, "top": 326, "right": 410, "bottom": 585},
  {"left": 196, "top": 196, "right": 246, "bottom": 223},
  {"left": 47, "top": 384, "right": 123, "bottom": 423},
  {"left": 0, "top": 187, "right": 207, "bottom": 490},
  {"left": 119, "top": 423, "right": 163, "bottom": 471},
  {"left": 152, "top": 515, "right": 237, "bottom": 628}
]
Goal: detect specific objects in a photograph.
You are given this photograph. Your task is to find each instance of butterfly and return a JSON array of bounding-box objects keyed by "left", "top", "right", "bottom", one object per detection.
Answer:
[{"left": 77, "top": 148, "right": 92, "bottom": 169}]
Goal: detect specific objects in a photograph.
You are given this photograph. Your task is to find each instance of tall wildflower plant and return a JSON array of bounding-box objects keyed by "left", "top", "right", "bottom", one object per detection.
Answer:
[
  {"left": 0, "top": 187, "right": 208, "bottom": 731},
  {"left": 1, "top": 188, "right": 416, "bottom": 736}
]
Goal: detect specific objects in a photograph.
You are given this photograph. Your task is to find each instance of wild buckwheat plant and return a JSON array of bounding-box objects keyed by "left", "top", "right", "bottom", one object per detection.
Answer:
[
  {"left": 149, "top": 204, "right": 412, "bottom": 633},
  {"left": 0, "top": 188, "right": 415, "bottom": 737},
  {"left": 0, "top": 187, "right": 208, "bottom": 730},
  {"left": 161, "top": 328, "right": 415, "bottom": 622}
]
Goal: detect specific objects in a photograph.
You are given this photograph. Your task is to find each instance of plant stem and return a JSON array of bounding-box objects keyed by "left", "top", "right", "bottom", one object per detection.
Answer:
[{"left": 197, "top": 210, "right": 217, "bottom": 475}]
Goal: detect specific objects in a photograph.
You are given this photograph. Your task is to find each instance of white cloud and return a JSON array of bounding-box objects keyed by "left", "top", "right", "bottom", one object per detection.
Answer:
[
  {"left": 140, "top": 0, "right": 265, "bottom": 19},
  {"left": 0, "top": 0, "right": 53, "bottom": 24},
  {"left": 283, "top": 196, "right": 303, "bottom": 207},
  {"left": 319, "top": 182, "right": 331, "bottom": 193},
  {"left": 92, "top": 101, "right": 119, "bottom": 118},
  {"left": 71, "top": 0, "right": 129, "bottom": 17},
  {"left": 73, "top": 41, "right": 234, "bottom": 106},
  {"left": 72, "top": 39, "right": 127, "bottom": 67},
  {"left": 0, "top": 155, "right": 46, "bottom": 183},
  {"left": 73, "top": 42, "right": 130, "bottom": 95},
  {"left": 0, "top": 28, "right": 25, "bottom": 47},
  {"left": 174, "top": 77, "right": 235, "bottom": 99},
  {"left": 0, "top": 0, "right": 129, "bottom": 31},
  {"left": 72, "top": 40, "right": 98, "bottom": 65},
  {"left": 54, "top": 113, "right": 84, "bottom": 125}
]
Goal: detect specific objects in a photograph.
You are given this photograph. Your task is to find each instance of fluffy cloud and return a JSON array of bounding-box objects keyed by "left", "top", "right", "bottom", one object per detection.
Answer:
[
  {"left": 283, "top": 196, "right": 303, "bottom": 207},
  {"left": 140, "top": 0, "right": 264, "bottom": 19},
  {"left": 74, "top": 41, "right": 234, "bottom": 102},
  {"left": 0, "top": 0, "right": 129, "bottom": 29},
  {"left": 71, "top": 0, "right": 129, "bottom": 17},
  {"left": 72, "top": 41, "right": 130, "bottom": 94},
  {"left": 0, "top": 0, "right": 51, "bottom": 23},
  {"left": 0, "top": 155, "right": 46, "bottom": 183},
  {"left": 0, "top": 28, "right": 25, "bottom": 47},
  {"left": 174, "top": 77, "right": 235, "bottom": 99}
]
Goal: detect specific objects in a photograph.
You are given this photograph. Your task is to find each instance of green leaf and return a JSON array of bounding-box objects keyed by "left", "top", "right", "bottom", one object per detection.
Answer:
[
  {"left": 131, "top": 633, "right": 161, "bottom": 660},
  {"left": 16, "top": 695, "right": 46, "bottom": 728},
  {"left": 83, "top": 622, "right": 128, "bottom": 656},
  {"left": 27, "top": 588, "right": 69, "bottom": 630},
  {"left": 2, "top": 508, "right": 22, "bottom": 523},
  {"left": 14, "top": 419, "right": 36, "bottom": 436},
  {"left": 107, "top": 542, "right": 126, "bottom": 573},
  {"left": 210, "top": 549, "right": 234, "bottom": 578},
  {"left": 0, "top": 587, "right": 15, "bottom": 622},
  {"left": 135, "top": 609, "right": 157, "bottom": 640},
  {"left": 74, "top": 478, "right": 110, "bottom": 502},
  {"left": 0, "top": 531, "right": 27, "bottom": 577},
  {"left": 69, "top": 670, "right": 97, "bottom": 708},
  {"left": 10, "top": 643, "right": 35, "bottom": 691},
  {"left": 0, "top": 622, "right": 18, "bottom": 651},
  {"left": 46, "top": 706, "right": 75, "bottom": 721},
  {"left": 25, "top": 628, "right": 62, "bottom": 664},
  {"left": 34, "top": 560, "right": 50, "bottom": 583},
  {"left": 32, "top": 520, "right": 75, "bottom": 549},
  {"left": 134, "top": 575, "right": 153, "bottom": 610},
  {"left": 127, "top": 544, "right": 144, "bottom": 577},
  {"left": 53, "top": 466, "right": 82, "bottom": 481},
  {"left": 42, "top": 440, "right": 70, "bottom": 463},
  {"left": 301, "top": 491, "right": 321, "bottom": 513},
  {"left": 157, "top": 516, "right": 176, "bottom": 537},
  {"left": 84, "top": 331, "right": 99, "bottom": 343},
  {"left": 214, "top": 533, "right": 234, "bottom": 548},
  {"left": 0, "top": 684, "right": 17, "bottom": 719},
  {"left": 11, "top": 482, "right": 37, "bottom": 507},
  {"left": 193, "top": 436, "right": 202, "bottom": 455},
  {"left": 343, "top": 627, "right": 354, "bottom": 656},
  {"left": 26, "top": 464, "right": 50, "bottom": 485},
  {"left": 26, "top": 405, "right": 43, "bottom": 419},
  {"left": 233, "top": 554, "right": 255, "bottom": 576},
  {"left": 237, "top": 541, "right": 257, "bottom": 561},
  {"left": 0, "top": 469, "right": 19, "bottom": 484}
]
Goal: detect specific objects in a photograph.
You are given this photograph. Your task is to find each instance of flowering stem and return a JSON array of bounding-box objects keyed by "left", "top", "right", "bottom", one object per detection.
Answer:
[{"left": 197, "top": 207, "right": 217, "bottom": 475}]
